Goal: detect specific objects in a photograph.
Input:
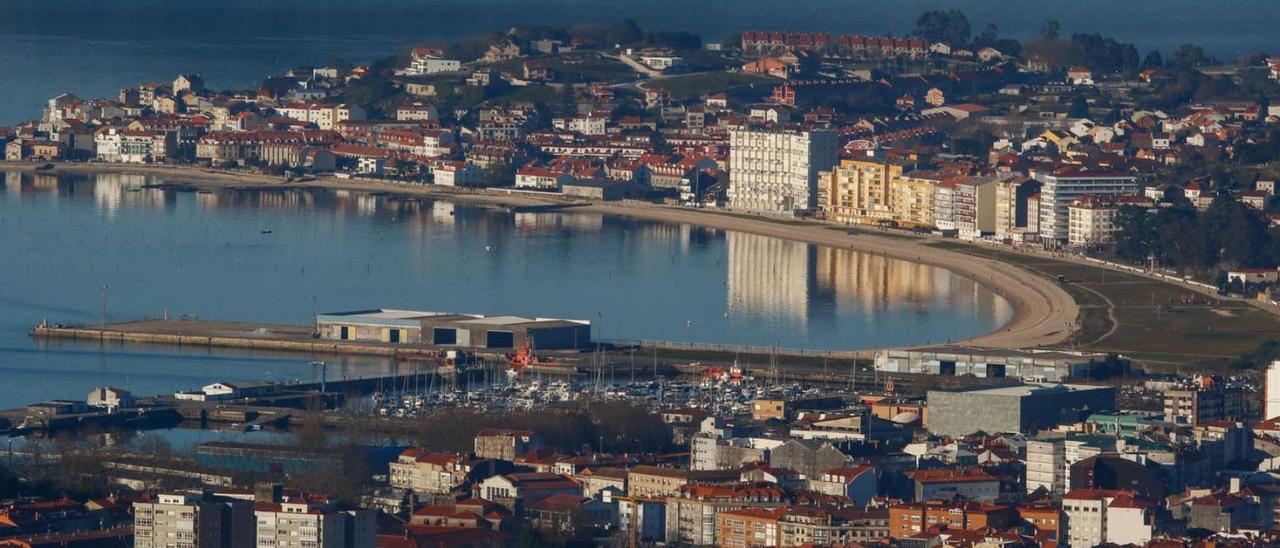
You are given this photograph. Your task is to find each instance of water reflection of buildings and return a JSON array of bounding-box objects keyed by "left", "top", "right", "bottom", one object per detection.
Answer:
[
  {"left": 727, "top": 232, "right": 817, "bottom": 327},
  {"left": 727, "top": 232, "right": 1012, "bottom": 332},
  {"left": 92, "top": 173, "right": 154, "bottom": 213},
  {"left": 513, "top": 211, "right": 605, "bottom": 232}
]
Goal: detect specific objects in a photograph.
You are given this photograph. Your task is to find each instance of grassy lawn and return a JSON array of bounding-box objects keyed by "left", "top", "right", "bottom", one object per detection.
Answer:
[
  {"left": 655, "top": 72, "right": 780, "bottom": 101},
  {"left": 928, "top": 242, "right": 1280, "bottom": 372}
]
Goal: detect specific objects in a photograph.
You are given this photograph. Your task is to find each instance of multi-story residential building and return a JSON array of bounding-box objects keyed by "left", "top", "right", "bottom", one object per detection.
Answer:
[
  {"left": 717, "top": 507, "right": 784, "bottom": 547},
  {"left": 133, "top": 492, "right": 255, "bottom": 548},
  {"left": 388, "top": 450, "right": 506, "bottom": 495},
  {"left": 253, "top": 496, "right": 376, "bottom": 548},
  {"left": 994, "top": 176, "right": 1041, "bottom": 242},
  {"left": 404, "top": 49, "right": 461, "bottom": 76},
  {"left": 515, "top": 166, "right": 574, "bottom": 190},
  {"left": 887, "top": 501, "right": 1016, "bottom": 539},
  {"left": 1067, "top": 194, "right": 1154, "bottom": 248},
  {"left": 955, "top": 176, "right": 998, "bottom": 240},
  {"left": 477, "top": 106, "right": 537, "bottom": 141},
  {"left": 394, "top": 102, "right": 438, "bottom": 122},
  {"left": 196, "top": 130, "right": 338, "bottom": 165},
  {"left": 728, "top": 128, "right": 838, "bottom": 214},
  {"left": 717, "top": 506, "right": 891, "bottom": 546},
  {"left": 806, "top": 465, "right": 877, "bottom": 504},
  {"left": 626, "top": 465, "right": 740, "bottom": 499},
  {"left": 1186, "top": 492, "right": 1259, "bottom": 534},
  {"left": 552, "top": 115, "right": 608, "bottom": 136},
  {"left": 275, "top": 103, "right": 367, "bottom": 130},
  {"left": 1163, "top": 377, "right": 1245, "bottom": 426},
  {"left": 664, "top": 483, "right": 787, "bottom": 545},
  {"left": 1025, "top": 435, "right": 1116, "bottom": 496},
  {"left": 1032, "top": 168, "right": 1139, "bottom": 244},
  {"left": 817, "top": 158, "right": 904, "bottom": 225},
  {"left": 473, "top": 428, "right": 540, "bottom": 461},
  {"left": 906, "top": 467, "right": 1001, "bottom": 502},
  {"left": 1018, "top": 504, "right": 1063, "bottom": 540},
  {"left": 1026, "top": 438, "right": 1068, "bottom": 496},
  {"left": 1062, "top": 489, "right": 1160, "bottom": 548},
  {"left": 932, "top": 180, "right": 957, "bottom": 230},
  {"left": 689, "top": 434, "right": 775, "bottom": 471},
  {"left": 889, "top": 171, "right": 937, "bottom": 228},
  {"left": 432, "top": 161, "right": 483, "bottom": 186},
  {"left": 575, "top": 467, "right": 628, "bottom": 498}
]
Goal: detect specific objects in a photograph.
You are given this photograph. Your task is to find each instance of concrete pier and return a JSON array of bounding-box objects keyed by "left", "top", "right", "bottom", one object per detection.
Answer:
[{"left": 31, "top": 318, "right": 514, "bottom": 359}]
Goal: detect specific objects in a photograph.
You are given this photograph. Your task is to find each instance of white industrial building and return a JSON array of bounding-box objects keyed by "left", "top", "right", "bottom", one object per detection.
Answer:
[{"left": 874, "top": 346, "right": 1123, "bottom": 382}]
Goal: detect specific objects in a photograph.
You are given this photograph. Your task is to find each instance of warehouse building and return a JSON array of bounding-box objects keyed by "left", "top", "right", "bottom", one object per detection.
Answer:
[
  {"left": 927, "top": 383, "right": 1116, "bottom": 437},
  {"left": 315, "top": 309, "right": 591, "bottom": 349},
  {"left": 875, "top": 346, "right": 1127, "bottom": 382}
]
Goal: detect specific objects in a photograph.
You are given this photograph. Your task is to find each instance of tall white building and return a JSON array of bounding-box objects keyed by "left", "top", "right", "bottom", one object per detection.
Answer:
[
  {"left": 1267, "top": 360, "right": 1280, "bottom": 421},
  {"left": 254, "top": 497, "right": 376, "bottom": 548},
  {"left": 133, "top": 492, "right": 255, "bottom": 548},
  {"left": 1032, "top": 169, "right": 1139, "bottom": 243},
  {"left": 1063, "top": 489, "right": 1156, "bottom": 548},
  {"left": 728, "top": 128, "right": 838, "bottom": 214},
  {"left": 1067, "top": 194, "right": 1153, "bottom": 248},
  {"left": 1025, "top": 436, "right": 1109, "bottom": 496}
]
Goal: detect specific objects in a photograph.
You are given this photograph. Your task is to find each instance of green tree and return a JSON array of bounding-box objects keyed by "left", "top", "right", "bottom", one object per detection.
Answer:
[
  {"left": 1040, "top": 20, "right": 1061, "bottom": 41},
  {"left": 1112, "top": 205, "right": 1152, "bottom": 262},
  {"left": 1143, "top": 50, "right": 1164, "bottom": 68},
  {"left": 915, "top": 10, "right": 971, "bottom": 46},
  {"left": 1170, "top": 44, "right": 1213, "bottom": 69}
]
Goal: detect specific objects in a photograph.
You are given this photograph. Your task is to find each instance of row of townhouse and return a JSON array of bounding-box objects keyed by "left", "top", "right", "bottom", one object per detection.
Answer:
[{"left": 740, "top": 32, "right": 933, "bottom": 59}]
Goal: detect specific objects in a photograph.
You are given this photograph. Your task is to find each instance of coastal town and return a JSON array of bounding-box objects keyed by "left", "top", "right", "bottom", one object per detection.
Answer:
[{"left": 4, "top": 9, "right": 1280, "bottom": 548}]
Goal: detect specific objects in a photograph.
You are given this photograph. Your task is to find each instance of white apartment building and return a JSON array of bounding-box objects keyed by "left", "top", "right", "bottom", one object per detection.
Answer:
[
  {"left": 432, "top": 161, "right": 483, "bottom": 187},
  {"left": 1067, "top": 195, "right": 1152, "bottom": 247},
  {"left": 133, "top": 492, "right": 254, "bottom": 548},
  {"left": 1025, "top": 436, "right": 1109, "bottom": 496},
  {"left": 1063, "top": 489, "right": 1156, "bottom": 548},
  {"left": 255, "top": 498, "right": 376, "bottom": 548},
  {"left": 1033, "top": 169, "right": 1139, "bottom": 243},
  {"left": 553, "top": 115, "right": 608, "bottom": 135},
  {"left": 94, "top": 128, "right": 154, "bottom": 164},
  {"left": 405, "top": 53, "right": 461, "bottom": 76},
  {"left": 275, "top": 103, "right": 367, "bottom": 130},
  {"left": 955, "top": 176, "right": 997, "bottom": 240},
  {"left": 932, "top": 182, "right": 957, "bottom": 231},
  {"left": 1024, "top": 439, "right": 1066, "bottom": 495},
  {"left": 728, "top": 128, "right": 838, "bottom": 214},
  {"left": 1267, "top": 361, "right": 1280, "bottom": 421},
  {"left": 640, "top": 55, "right": 685, "bottom": 71},
  {"left": 395, "top": 102, "right": 438, "bottom": 122}
]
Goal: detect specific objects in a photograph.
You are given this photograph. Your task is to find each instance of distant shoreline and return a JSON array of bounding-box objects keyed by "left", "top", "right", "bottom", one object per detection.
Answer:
[{"left": 1, "top": 161, "right": 1080, "bottom": 351}]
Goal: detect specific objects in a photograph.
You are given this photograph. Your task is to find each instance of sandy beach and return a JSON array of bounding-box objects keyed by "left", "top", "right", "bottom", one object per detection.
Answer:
[{"left": 3, "top": 162, "right": 1080, "bottom": 351}]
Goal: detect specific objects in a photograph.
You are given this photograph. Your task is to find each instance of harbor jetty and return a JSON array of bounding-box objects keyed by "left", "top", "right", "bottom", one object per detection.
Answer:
[{"left": 31, "top": 318, "right": 478, "bottom": 359}]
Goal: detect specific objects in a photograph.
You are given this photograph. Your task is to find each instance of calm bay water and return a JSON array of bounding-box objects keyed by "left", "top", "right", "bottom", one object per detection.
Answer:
[
  {"left": 2, "top": 0, "right": 1279, "bottom": 124},
  {"left": 0, "top": 171, "right": 1011, "bottom": 408}
]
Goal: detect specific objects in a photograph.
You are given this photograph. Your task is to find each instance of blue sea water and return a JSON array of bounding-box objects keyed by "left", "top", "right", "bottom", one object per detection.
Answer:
[{"left": 2, "top": 0, "right": 1277, "bottom": 123}]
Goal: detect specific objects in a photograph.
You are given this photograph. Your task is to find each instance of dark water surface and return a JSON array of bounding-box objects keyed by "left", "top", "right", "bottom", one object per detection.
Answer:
[{"left": 2, "top": 0, "right": 1278, "bottom": 123}]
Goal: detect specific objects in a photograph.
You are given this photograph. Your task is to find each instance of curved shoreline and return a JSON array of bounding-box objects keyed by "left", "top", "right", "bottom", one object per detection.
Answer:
[
  {"left": 2, "top": 162, "right": 1080, "bottom": 351},
  {"left": 581, "top": 203, "right": 1079, "bottom": 350}
]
